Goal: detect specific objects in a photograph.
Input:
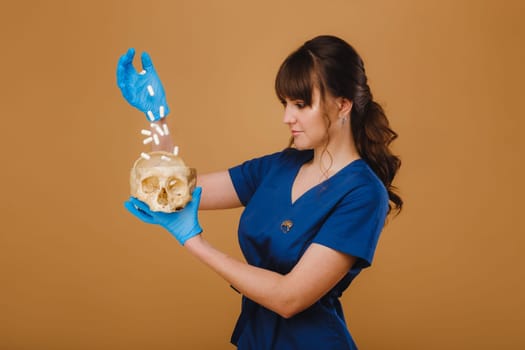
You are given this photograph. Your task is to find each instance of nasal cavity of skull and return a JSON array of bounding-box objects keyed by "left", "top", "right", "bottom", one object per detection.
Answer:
[
  {"left": 142, "top": 176, "right": 160, "bottom": 193},
  {"left": 157, "top": 187, "right": 169, "bottom": 205}
]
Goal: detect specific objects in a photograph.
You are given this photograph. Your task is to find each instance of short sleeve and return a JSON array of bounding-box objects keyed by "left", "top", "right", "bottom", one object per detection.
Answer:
[
  {"left": 228, "top": 151, "right": 283, "bottom": 206},
  {"left": 312, "top": 182, "right": 389, "bottom": 269}
]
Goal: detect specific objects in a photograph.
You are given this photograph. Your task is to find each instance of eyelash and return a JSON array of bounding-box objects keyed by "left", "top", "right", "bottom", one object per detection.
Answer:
[{"left": 280, "top": 100, "right": 306, "bottom": 109}]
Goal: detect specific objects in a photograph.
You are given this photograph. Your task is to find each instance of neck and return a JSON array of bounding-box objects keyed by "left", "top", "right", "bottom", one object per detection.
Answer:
[{"left": 311, "top": 125, "right": 360, "bottom": 176}]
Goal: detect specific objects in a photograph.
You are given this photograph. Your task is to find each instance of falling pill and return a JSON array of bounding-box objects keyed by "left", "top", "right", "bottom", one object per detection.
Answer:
[
  {"left": 141, "top": 152, "right": 151, "bottom": 160},
  {"left": 173, "top": 146, "right": 179, "bottom": 156},
  {"left": 162, "top": 124, "right": 169, "bottom": 135},
  {"left": 159, "top": 106, "right": 165, "bottom": 118},
  {"left": 141, "top": 129, "right": 152, "bottom": 136},
  {"left": 151, "top": 123, "right": 164, "bottom": 136},
  {"left": 161, "top": 155, "right": 171, "bottom": 161},
  {"left": 153, "top": 134, "right": 160, "bottom": 145},
  {"left": 143, "top": 137, "right": 153, "bottom": 145}
]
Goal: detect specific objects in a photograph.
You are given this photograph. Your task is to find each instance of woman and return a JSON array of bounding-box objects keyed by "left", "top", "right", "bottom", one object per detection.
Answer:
[{"left": 118, "top": 35, "right": 402, "bottom": 349}]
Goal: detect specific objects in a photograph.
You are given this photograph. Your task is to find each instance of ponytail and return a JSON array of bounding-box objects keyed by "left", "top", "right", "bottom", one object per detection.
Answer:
[{"left": 352, "top": 99, "right": 403, "bottom": 215}]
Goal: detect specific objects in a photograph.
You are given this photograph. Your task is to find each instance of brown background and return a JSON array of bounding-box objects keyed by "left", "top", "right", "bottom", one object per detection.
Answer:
[{"left": 1, "top": 0, "right": 523, "bottom": 349}]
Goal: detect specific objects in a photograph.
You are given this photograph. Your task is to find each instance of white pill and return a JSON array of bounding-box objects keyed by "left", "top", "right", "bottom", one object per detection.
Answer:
[
  {"left": 161, "top": 155, "right": 171, "bottom": 161},
  {"left": 139, "top": 70, "right": 147, "bottom": 75},
  {"left": 141, "top": 129, "right": 152, "bottom": 136},
  {"left": 141, "top": 152, "right": 151, "bottom": 160},
  {"left": 153, "top": 134, "right": 160, "bottom": 145},
  {"left": 159, "top": 106, "right": 165, "bottom": 118},
  {"left": 173, "top": 146, "right": 179, "bottom": 156},
  {"left": 143, "top": 137, "right": 153, "bottom": 145},
  {"left": 147, "top": 85, "right": 155, "bottom": 96},
  {"left": 162, "top": 124, "right": 170, "bottom": 135},
  {"left": 147, "top": 111, "right": 155, "bottom": 121},
  {"left": 150, "top": 123, "right": 164, "bottom": 136}
]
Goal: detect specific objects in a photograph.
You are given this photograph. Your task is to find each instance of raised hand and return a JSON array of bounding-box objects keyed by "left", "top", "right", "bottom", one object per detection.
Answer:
[
  {"left": 116, "top": 48, "right": 170, "bottom": 122},
  {"left": 124, "top": 187, "right": 203, "bottom": 245}
]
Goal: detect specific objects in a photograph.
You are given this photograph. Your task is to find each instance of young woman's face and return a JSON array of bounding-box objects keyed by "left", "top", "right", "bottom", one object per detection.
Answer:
[{"left": 282, "top": 87, "right": 337, "bottom": 150}]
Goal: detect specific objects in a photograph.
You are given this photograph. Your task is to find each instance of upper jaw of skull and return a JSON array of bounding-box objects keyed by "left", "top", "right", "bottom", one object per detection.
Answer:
[{"left": 130, "top": 151, "right": 196, "bottom": 213}]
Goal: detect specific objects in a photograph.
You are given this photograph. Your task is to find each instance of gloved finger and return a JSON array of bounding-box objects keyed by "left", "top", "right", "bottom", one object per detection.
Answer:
[
  {"left": 124, "top": 199, "right": 156, "bottom": 224},
  {"left": 141, "top": 51, "right": 154, "bottom": 70},
  {"left": 117, "top": 48, "right": 137, "bottom": 87},
  {"left": 192, "top": 186, "right": 202, "bottom": 198},
  {"left": 128, "top": 197, "right": 154, "bottom": 213},
  {"left": 117, "top": 48, "right": 136, "bottom": 74},
  {"left": 188, "top": 187, "right": 202, "bottom": 209},
  {"left": 120, "top": 48, "right": 135, "bottom": 66}
]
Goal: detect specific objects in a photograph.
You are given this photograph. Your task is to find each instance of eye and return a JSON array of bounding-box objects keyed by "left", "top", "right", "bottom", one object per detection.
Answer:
[
  {"left": 167, "top": 177, "right": 184, "bottom": 192},
  {"left": 141, "top": 176, "right": 160, "bottom": 194},
  {"left": 280, "top": 99, "right": 306, "bottom": 109}
]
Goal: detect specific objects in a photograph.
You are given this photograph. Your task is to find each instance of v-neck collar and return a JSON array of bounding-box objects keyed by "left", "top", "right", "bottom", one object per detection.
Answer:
[{"left": 289, "top": 150, "right": 363, "bottom": 206}]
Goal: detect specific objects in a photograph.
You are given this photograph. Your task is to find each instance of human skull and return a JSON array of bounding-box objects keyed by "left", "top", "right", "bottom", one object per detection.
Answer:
[{"left": 130, "top": 151, "right": 196, "bottom": 213}]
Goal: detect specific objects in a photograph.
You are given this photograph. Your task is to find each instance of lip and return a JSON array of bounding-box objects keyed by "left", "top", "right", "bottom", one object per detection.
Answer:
[{"left": 291, "top": 130, "right": 302, "bottom": 136}]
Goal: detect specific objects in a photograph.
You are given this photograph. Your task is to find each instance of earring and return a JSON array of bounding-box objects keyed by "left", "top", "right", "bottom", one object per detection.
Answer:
[{"left": 340, "top": 115, "right": 348, "bottom": 126}]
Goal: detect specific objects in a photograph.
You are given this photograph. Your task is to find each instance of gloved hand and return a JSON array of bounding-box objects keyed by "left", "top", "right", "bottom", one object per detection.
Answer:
[
  {"left": 124, "top": 187, "right": 203, "bottom": 245},
  {"left": 116, "top": 48, "right": 170, "bottom": 122}
]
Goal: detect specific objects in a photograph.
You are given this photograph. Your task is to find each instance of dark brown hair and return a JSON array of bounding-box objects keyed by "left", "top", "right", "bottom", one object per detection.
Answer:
[{"left": 275, "top": 35, "right": 403, "bottom": 215}]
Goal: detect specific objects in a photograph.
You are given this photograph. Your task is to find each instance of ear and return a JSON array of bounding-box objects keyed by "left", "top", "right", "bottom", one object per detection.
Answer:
[{"left": 339, "top": 97, "right": 353, "bottom": 115}]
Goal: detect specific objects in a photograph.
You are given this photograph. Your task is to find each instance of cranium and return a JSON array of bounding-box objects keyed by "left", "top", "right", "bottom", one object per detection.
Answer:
[{"left": 130, "top": 151, "right": 196, "bottom": 213}]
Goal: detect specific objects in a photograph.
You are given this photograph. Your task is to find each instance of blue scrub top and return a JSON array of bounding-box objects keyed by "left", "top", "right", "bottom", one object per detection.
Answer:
[{"left": 228, "top": 148, "right": 389, "bottom": 350}]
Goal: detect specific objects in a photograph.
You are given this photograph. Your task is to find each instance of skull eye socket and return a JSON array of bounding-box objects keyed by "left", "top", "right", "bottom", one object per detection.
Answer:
[
  {"left": 167, "top": 177, "right": 185, "bottom": 194},
  {"left": 141, "top": 176, "right": 160, "bottom": 194}
]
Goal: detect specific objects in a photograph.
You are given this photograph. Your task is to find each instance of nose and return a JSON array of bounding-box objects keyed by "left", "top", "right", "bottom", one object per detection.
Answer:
[{"left": 282, "top": 105, "right": 296, "bottom": 125}]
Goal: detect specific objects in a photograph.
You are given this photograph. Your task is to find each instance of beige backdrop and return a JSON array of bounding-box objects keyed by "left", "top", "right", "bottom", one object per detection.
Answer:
[{"left": 1, "top": 0, "right": 523, "bottom": 349}]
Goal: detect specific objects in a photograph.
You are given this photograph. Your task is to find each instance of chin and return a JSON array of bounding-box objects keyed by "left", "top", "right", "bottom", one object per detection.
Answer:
[
  {"left": 293, "top": 140, "right": 317, "bottom": 151},
  {"left": 293, "top": 143, "right": 308, "bottom": 150}
]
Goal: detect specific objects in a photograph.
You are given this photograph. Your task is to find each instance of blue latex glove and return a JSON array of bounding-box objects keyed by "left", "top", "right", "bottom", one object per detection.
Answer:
[
  {"left": 124, "top": 187, "right": 203, "bottom": 245},
  {"left": 116, "top": 48, "right": 170, "bottom": 121}
]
